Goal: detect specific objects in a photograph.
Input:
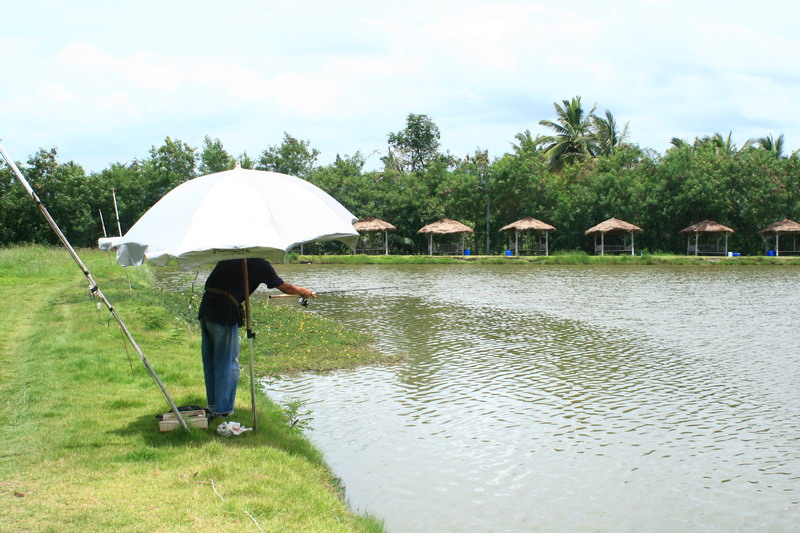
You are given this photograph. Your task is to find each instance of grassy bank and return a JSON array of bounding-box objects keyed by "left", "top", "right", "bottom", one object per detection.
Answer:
[
  {"left": 0, "top": 246, "right": 385, "bottom": 532},
  {"left": 295, "top": 252, "right": 800, "bottom": 266}
]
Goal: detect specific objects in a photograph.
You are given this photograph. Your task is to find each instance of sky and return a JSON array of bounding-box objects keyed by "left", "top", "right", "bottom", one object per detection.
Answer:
[{"left": 2, "top": 0, "right": 799, "bottom": 173}]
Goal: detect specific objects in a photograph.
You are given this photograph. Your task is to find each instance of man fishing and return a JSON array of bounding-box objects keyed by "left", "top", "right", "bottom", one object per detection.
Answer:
[{"left": 197, "top": 258, "right": 315, "bottom": 419}]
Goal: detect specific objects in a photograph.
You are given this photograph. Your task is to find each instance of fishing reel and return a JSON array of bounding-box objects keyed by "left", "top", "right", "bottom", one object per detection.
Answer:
[{"left": 268, "top": 293, "right": 309, "bottom": 306}]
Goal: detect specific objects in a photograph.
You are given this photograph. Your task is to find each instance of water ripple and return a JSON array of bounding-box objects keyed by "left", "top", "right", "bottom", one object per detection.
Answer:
[{"left": 242, "top": 264, "right": 800, "bottom": 532}]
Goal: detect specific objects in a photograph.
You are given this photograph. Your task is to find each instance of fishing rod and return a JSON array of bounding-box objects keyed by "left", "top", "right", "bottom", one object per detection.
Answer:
[
  {"left": 0, "top": 141, "right": 190, "bottom": 432},
  {"left": 268, "top": 286, "right": 397, "bottom": 306}
]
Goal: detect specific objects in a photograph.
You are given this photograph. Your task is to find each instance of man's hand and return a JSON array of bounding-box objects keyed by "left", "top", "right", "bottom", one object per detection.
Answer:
[
  {"left": 296, "top": 287, "right": 316, "bottom": 299},
  {"left": 276, "top": 282, "right": 316, "bottom": 299}
]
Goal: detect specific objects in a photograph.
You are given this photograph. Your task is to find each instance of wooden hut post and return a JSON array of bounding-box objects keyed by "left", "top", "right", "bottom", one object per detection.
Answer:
[
  {"left": 724, "top": 233, "right": 729, "bottom": 255},
  {"left": 776, "top": 233, "right": 781, "bottom": 256},
  {"left": 428, "top": 233, "right": 432, "bottom": 255},
  {"left": 600, "top": 232, "right": 605, "bottom": 255},
  {"left": 695, "top": 232, "right": 699, "bottom": 255},
  {"left": 384, "top": 230, "right": 388, "bottom": 255},
  {"left": 515, "top": 229, "right": 519, "bottom": 256},
  {"left": 631, "top": 231, "right": 635, "bottom": 255},
  {"left": 545, "top": 230, "right": 549, "bottom": 256}
]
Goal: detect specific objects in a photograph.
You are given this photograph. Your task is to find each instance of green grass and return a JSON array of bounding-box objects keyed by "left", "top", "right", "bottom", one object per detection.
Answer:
[
  {"left": 251, "top": 304, "right": 401, "bottom": 374},
  {"left": 297, "top": 252, "right": 800, "bottom": 266},
  {"left": 0, "top": 245, "right": 385, "bottom": 533}
]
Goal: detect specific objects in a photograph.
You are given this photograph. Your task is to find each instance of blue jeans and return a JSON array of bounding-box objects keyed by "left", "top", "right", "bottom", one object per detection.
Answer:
[{"left": 199, "top": 319, "right": 240, "bottom": 415}]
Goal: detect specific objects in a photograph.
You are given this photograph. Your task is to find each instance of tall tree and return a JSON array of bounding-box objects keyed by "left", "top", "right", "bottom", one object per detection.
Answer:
[
  {"left": 257, "top": 132, "right": 319, "bottom": 178},
  {"left": 93, "top": 161, "right": 149, "bottom": 236},
  {"left": 465, "top": 149, "right": 492, "bottom": 253},
  {"left": 538, "top": 96, "right": 598, "bottom": 172},
  {"left": 0, "top": 148, "right": 94, "bottom": 246},
  {"left": 238, "top": 150, "right": 255, "bottom": 169},
  {"left": 383, "top": 113, "right": 442, "bottom": 173},
  {"left": 198, "top": 135, "right": 235, "bottom": 174},
  {"left": 145, "top": 136, "right": 196, "bottom": 198}
]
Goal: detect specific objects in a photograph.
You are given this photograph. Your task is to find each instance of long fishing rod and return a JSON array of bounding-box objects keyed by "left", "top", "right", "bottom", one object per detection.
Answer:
[
  {"left": 268, "top": 286, "right": 397, "bottom": 306},
  {"left": 0, "top": 141, "right": 190, "bottom": 432}
]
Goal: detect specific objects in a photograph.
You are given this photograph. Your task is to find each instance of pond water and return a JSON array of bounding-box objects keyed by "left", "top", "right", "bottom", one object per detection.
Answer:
[{"left": 170, "top": 263, "right": 800, "bottom": 532}]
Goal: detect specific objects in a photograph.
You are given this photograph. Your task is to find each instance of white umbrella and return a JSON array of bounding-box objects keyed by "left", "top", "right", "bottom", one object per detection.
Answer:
[
  {"left": 116, "top": 165, "right": 358, "bottom": 268},
  {"left": 115, "top": 164, "right": 359, "bottom": 431},
  {"left": 98, "top": 236, "right": 122, "bottom": 251}
]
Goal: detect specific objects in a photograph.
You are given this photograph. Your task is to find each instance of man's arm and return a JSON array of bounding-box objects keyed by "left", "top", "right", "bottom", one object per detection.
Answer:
[{"left": 276, "top": 282, "right": 316, "bottom": 300}]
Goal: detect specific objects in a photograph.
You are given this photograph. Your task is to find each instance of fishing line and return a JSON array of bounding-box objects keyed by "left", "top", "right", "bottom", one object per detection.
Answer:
[
  {"left": 91, "top": 292, "right": 136, "bottom": 376},
  {"left": 268, "top": 286, "right": 398, "bottom": 306}
]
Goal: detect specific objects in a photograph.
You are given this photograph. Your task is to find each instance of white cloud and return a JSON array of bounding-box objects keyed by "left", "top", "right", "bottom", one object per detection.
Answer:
[
  {"left": 42, "top": 85, "right": 72, "bottom": 103},
  {"left": 2, "top": 1, "right": 800, "bottom": 170}
]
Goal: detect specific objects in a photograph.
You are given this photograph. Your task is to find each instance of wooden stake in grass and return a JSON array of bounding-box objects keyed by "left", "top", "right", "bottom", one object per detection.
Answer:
[{"left": 242, "top": 259, "right": 258, "bottom": 433}]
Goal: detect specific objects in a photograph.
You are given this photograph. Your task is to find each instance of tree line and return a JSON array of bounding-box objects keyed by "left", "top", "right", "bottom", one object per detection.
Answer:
[{"left": 2, "top": 96, "right": 798, "bottom": 255}]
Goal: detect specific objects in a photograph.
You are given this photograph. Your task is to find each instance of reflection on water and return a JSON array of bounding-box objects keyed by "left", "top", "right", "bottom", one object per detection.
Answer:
[{"left": 163, "top": 264, "right": 800, "bottom": 532}]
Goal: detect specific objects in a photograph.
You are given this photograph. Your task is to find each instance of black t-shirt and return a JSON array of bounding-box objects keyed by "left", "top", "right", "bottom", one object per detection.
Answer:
[{"left": 197, "top": 259, "right": 284, "bottom": 326}]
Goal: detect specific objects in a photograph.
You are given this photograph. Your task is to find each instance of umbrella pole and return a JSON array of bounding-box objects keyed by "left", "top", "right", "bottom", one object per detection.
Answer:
[
  {"left": 241, "top": 259, "right": 258, "bottom": 432},
  {"left": 0, "top": 141, "right": 190, "bottom": 431}
]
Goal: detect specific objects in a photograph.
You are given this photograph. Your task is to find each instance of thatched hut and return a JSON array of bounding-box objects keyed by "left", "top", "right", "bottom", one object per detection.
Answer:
[
  {"left": 585, "top": 218, "right": 642, "bottom": 255},
  {"left": 680, "top": 220, "right": 734, "bottom": 255},
  {"left": 417, "top": 218, "right": 474, "bottom": 255},
  {"left": 760, "top": 219, "right": 800, "bottom": 256},
  {"left": 353, "top": 217, "right": 396, "bottom": 255},
  {"left": 499, "top": 217, "right": 556, "bottom": 256}
]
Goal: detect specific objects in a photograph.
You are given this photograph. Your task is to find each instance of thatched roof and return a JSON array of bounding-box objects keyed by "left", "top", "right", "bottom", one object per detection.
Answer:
[
  {"left": 417, "top": 218, "right": 474, "bottom": 234},
  {"left": 585, "top": 218, "right": 642, "bottom": 235},
  {"left": 353, "top": 217, "right": 396, "bottom": 232},
  {"left": 680, "top": 219, "right": 734, "bottom": 234},
  {"left": 499, "top": 217, "right": 556, "bottom": 232},
  {"left": 760, "top": 218, "right": 800, "bottom": 234}
]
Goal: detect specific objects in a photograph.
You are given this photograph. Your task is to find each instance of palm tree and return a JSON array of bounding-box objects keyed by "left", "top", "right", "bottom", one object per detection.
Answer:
[
  {"left": 693, "top": 131, "right": 739, "bottom": 154},
  {"left": 510, "top": 129, "right": 546, "bottom": 155},
  {"left": 744, "top": 133, "right": 785, "bottom": 158},
  {"left": 669, "top": 137, "right": 690, "bottom": 150},
  {"left": 593, "top": 110, "right": 630, "bottom": 156},
  {"left": 538, "top": 96, "right": 597, "bottom": 172},
  {"left": 671, "top": 132, "right": 744, "bottom": 154}
]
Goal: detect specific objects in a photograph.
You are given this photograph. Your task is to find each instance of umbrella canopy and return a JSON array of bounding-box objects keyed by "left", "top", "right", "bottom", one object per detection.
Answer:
[
  {"left": 499, "top": 217, "right": 556, "bottom": 232},
  {"left": 417, "top": 218, "right": 474, "bottom": 234},
  {"left": 353, "top": 217, "right": 396, "bottom": 232},
  {"left": 760, "top": 218, "right": 800, "bottom": 234},
  {"left": 98, "top": 236, "right": 122, "bottom": 251},
  {"left": 585, "top": 217, "right": 642, "bottom": 235},
  {"left": 116, "top": 165, "right": 359, "bottom": 269},
  {"left": 680, "top": 219, "right": 734, "bottom": 234}
]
